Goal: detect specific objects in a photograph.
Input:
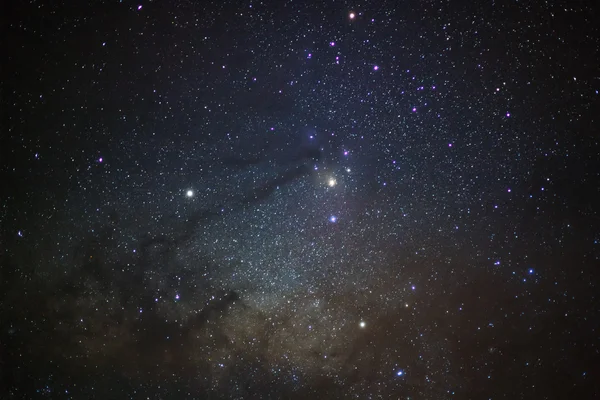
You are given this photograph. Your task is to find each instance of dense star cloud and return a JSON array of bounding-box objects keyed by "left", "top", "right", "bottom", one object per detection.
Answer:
[{"left": 1, "top": 0, "right": 600, "bottom": 399}]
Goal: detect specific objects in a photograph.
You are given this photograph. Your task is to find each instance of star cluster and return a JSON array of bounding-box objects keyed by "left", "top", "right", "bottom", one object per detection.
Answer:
[{"left": 2, "top": 1, "right": 599, "bottom": 399}]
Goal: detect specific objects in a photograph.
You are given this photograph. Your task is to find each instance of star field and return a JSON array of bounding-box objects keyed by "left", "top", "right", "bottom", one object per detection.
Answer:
[{"left": 2, "top": 1, "right": 599, "bottom": 399}]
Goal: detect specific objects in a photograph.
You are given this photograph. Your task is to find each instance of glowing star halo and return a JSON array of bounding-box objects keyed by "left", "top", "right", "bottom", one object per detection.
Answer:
[
  {"left": 328, "top": 178, "right": 337, "bottom": 187},
  {"left": 186, "top": 190, "right": 194, "bottom": 198}
]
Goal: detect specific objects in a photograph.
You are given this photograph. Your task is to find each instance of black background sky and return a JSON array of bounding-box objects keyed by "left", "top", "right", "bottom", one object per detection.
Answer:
[{"left": 1, "top": 0, "right": 599, "bottom": 399}]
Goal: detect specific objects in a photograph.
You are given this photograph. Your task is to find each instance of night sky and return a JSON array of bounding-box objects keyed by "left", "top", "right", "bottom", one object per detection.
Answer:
[{"left": 2, "top": 1, "right": 600, "bottom": 399}]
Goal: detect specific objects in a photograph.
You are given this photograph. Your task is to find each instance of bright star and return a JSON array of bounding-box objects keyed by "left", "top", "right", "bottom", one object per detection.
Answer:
[
  {"left": 396, "top": 370, "right": 405, "bottom": 376},
  {"left": 359, "top": 321, "right": 366, "bottom": 328},
  {"left": 328, "top": 178, "right": 337, "bottom": 187},
  {"left": 349, "top": 12, "right": 355, "bottom": 19},
  {"left": 186, "top": 190, "right": 194, "bottom": 197},
  {"left": 329, "top": 216, "right": 337, "bottom": 223}
]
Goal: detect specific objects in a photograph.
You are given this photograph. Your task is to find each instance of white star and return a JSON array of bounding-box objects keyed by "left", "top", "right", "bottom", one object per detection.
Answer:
[
  {"left": 186, "top": 190, "right": 194, "bottom": 197},
  {"left": 359, "top": 321, "right": 366, "bottom": 328},
  {"left": 328, "top": 178, "right": 337, "bottom": 187}
]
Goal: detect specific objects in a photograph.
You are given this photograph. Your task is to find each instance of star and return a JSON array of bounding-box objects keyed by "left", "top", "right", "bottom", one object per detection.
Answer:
[
  {"left": 328, "top": 178, "right": 337, "bottom": 187},
  {"left": 329, "top": 215, "right": 337, "bottom": 223},
  {"left": 186, "top": 190, "right": 194, "bottom": 197},
  {"left": 359, "top": 321, "right": 366, "bottom": 328},
  {"left": 349, "top": 12, "right": 355, "bottom": 20}
]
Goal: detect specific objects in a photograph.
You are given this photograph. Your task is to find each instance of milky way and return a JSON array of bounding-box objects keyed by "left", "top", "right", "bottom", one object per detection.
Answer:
[{"left": 2, "top": 1, "right": 599, "bottom": 399}]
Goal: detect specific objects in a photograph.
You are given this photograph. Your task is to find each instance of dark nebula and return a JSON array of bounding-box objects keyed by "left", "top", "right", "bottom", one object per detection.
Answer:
[{"left": 2, "top": 1, "right": 599, "bottom": 399}]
